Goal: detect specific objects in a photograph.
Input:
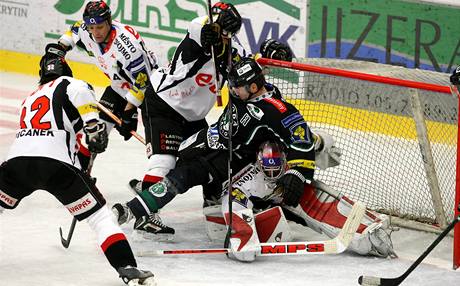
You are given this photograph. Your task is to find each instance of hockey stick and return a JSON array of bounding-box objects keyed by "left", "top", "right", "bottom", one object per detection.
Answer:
[
  {"left": 95, "top": 101, "right": 146, "bottom": 145},
  {"left": 59, "top": 152, "right": 97, "bottom": 248},
  {"left": 358, "top": 205, "right": 460, "bottom": 286},
  {"left": 136, "top": 202, "right": 365, "bottom": 257},
  {"left": 206, "top": 0, "right": 222, "bottom": 106}
]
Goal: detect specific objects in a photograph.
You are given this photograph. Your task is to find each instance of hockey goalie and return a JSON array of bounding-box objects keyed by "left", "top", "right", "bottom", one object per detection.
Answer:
[{"left": 203, "top": 133, "right": 397, "bottom": 262}]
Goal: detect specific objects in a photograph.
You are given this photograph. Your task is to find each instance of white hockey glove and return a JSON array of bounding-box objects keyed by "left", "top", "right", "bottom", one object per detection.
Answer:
[
  {"left": 84, "top": 121, "right": 108, "bottom": 154},
  {"left": 312, "top": 129, "right": 342, "bottom": 170}
]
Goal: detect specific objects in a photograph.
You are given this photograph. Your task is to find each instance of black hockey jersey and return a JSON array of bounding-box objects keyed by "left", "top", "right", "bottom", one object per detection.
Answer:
[{"left": 207, "top": 84, "right": 316, "bottom": 179}]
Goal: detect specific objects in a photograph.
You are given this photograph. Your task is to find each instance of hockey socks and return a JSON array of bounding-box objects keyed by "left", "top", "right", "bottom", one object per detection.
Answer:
[{"left": 86, "top": 206, "right": 137, "bottom": 270}]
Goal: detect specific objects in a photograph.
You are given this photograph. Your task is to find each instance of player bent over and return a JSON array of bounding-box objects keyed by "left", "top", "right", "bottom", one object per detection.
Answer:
[
  {"left": 117, "top": 2, "right": 294, "bottom": 238},
  {"left": 0, "top": 49, "right": 156, "bottom": 286},
  {"left": 113, "top": 58, "right": 317, "bottom": 245},
  {"left": 203, "top": 141, "right": 396, "bottom": 261}
]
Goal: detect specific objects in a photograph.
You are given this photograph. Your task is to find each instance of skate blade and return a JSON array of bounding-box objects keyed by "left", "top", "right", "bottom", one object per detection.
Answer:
[{"left": 132, "top": 230, "right": 174, "bottom": 242}]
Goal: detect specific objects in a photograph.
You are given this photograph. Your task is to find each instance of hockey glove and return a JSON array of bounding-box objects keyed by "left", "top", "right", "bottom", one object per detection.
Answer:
[
  {"left": 450, "top": 65, "right": 460, "bottom": 86},
  {"left": 276, "top": 170, "right": 305, "bottom": 207},
  {"left": 260, "top": 39, "right": 293, "bottom": 62},
  {"left": 201, "top": 23, "right": 222, "bottom": 53},
  {"left": 84, "top": 122, "right": 108, "bottom": 154},
  {"left": 116, "top": 108, "right": 138, "bottom": 141}
]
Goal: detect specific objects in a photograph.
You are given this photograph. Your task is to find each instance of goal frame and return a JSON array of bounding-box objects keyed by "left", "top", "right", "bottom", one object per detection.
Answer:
[{"left": 257, "top": 57, "right": 460, "bottom": 270}]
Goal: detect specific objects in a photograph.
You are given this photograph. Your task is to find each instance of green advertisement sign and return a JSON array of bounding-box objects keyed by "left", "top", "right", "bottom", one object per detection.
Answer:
[{"left": 308, "top": 0, "right": 460, "bottom": 73}]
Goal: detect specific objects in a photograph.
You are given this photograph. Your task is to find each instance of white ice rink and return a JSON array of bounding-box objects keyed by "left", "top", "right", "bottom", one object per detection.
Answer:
[{"left": 0, "top": 71, "right": 458, "bottom": 286}]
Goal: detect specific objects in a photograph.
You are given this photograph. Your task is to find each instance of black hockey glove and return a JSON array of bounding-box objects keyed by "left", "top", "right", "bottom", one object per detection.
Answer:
[
  {"left": 450, "top": 65, "right": 460, "bottom": 86},
  {"left": 201, "top": 23, "right": 222, "bottom": 53},
  {"left": 260, "top": 39, "right": 293, "bottom": 62},
  {"left": 116, "top": 108, "right": 138, "bottom": 141},
  {"left": 84, "top": 122, "right": 108, "bottom": 154},
  {"left": 276, "top": 170, "right": 305, "bottom": 207}
]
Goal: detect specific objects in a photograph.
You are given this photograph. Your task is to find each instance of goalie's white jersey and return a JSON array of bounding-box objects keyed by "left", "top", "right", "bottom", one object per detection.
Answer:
[
  {"left": 7, "top": 77, "right": 99, "bottom": 169},
  {"left": 59, "top": 20, "right": 158, "bottom": 107},
  {"left": 151, "top": 16, "right": 247, "bottom": 121}
]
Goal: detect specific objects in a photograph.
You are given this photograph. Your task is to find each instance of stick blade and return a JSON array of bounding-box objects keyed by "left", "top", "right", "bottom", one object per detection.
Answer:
[
  {"left": 336, "top": 201, "right": 366, "bottom": 250},
  {"left": 358, "top": 275, "right": 382, "bottom": 286},
  {"left": 59, "top": 227, "right": 70, "bottom": 248}
]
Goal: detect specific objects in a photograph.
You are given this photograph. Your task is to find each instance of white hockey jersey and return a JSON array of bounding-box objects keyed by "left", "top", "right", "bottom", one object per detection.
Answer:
[
  {"left": 151, "top": 15, "right": 247, "bottom": 121},
  {"left": 59, "top": 20, "right": 158, "bottom": 107},
  {"left": 7, "top": 77, "right": 100, "bottom": 169}
]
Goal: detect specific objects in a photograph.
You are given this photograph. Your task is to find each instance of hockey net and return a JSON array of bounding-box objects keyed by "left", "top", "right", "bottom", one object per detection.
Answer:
[{"left": 257, "top": 57, "right": 459, "bottom": 269}]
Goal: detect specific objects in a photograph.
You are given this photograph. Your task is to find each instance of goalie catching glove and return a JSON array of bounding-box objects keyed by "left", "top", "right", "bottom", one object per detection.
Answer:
[
  {"left": 84, "top": 121, "right": 108, "bottom": 153},
  {"left": 260, "top": 39, "right": 293, "bottom": 62},
  {"left": 116, "top": 108, "right": 138, "bottom": 141},
  {"left": 276, "top": 170, "right": 306, "bottom": 207}
]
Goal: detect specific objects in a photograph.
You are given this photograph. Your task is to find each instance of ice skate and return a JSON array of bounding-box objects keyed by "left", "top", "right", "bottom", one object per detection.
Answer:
[
  {"left": 112, "top": 203, "right": 134, "bottom": 225},
  {"left": 128, "top": 179, "right": 143, "bottom": 195},
  {"left": 117, "top": 265, "right": 157, "bottom": 286},
  {"left": 133, "top": 213, "right": 175, "bottom": 241}
]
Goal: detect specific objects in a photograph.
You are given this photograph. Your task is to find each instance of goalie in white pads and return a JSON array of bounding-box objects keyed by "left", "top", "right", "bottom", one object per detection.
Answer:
[
  {"left": 204, "top": 139, "right": 396, "bottom": 262},
  {"left": 0, "top": 50, "right": 156, "bottom": 286}
]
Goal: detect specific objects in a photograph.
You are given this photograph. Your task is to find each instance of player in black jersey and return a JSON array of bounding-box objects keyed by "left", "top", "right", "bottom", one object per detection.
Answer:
[{"left": 113, "top": 58, "right": 315, "bottom": 239}]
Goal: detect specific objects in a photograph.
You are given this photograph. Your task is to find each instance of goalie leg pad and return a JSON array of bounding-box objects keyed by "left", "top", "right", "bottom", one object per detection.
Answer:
[
  {"left": 225, "top": 209, "right": 261, "bottom": 262},
  {"left": 203, "top": 204, "right": 227, "bottom": 241},
  {"left": 284, "top": 181, "right": 395, "bottom": 257},
  {"left": 255, "top": 206, "right": 292, "bottom": 243}
]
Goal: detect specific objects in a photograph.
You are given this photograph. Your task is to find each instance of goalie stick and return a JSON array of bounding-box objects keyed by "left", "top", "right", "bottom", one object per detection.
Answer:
[
  {"left": 135, "top": 202, "right": 366, "bottom": 257},
  {"left": 358, "top": 203, "right": 460, "bottom": 286}
]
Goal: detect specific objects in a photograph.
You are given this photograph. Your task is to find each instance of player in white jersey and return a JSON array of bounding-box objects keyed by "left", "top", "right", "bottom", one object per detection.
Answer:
[
  {"left": 203, "top": 140, "right": 396, "bottom": 261},
  {"left": 0, "top": 47, "right": 156, "bottom": 286},
  {"left": 117, "top": 2, "right": 294, "bottom": 238},
  {"left": 57, "top": 1, "right": 159, "bottom": 168}
]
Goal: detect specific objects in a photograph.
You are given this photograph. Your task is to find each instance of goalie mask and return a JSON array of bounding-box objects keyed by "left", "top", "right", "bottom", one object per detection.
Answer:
[
  {"left": 212, "top": 2, "right": 242, "bottom": 36},
  {"left": 256, "top": 141, "right": 287, "bottom": 183}
]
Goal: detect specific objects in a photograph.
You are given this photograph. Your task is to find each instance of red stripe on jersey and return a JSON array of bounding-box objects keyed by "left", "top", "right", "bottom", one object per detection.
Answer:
[
  {"left": 101, "top": 233, "right": 127, "bottom": 252},
  {"left": 263, "top": 97, "right": 287, "bottom": 113},
  {"left": 143, "top": 175, "right": 163, "bottom": 184}
]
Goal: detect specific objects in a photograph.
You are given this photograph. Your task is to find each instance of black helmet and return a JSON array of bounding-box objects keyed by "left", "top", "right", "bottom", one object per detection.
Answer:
[
  {"left": 83, "top": 1, "right": 111, "bottom": 25},
  {"left": 39, "top": 44, "right": 72, "bottom": 85},
  {"left": 228, "top": 57, "right": 265, "bottom": 90},
  {"left": 212, "top": 2, "right": 242, "bottom": 36}
]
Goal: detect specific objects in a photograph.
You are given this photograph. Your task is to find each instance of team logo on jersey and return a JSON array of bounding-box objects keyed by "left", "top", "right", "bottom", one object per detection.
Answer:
[
  {"left": 290, "top": 122, "right": 311, "bottom": 144},
  {"left": 231, "top": 188, "right": 248, "bottom": 207},
  {"left": 148, "top": 182, "right": 167, "bottom": 198},
  {"left": 219, "top": 105, "right": 239, "bottom": 139},
  {"left": 246, "top": 103, "right": 264, "bottom": 120},
  {"left": 135, "top": 71, "right": 148, "bottom": 88}
]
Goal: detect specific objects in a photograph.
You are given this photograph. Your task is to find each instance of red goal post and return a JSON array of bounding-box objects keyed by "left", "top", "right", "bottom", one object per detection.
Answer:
[{"left": 257, "top": 57, "right": 460, "bottom": 269}]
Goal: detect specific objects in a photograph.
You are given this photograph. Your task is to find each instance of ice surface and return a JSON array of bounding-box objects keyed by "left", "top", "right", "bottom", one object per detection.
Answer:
[{"left": 0, "top": 72, "right": 458, "bottom": 285}]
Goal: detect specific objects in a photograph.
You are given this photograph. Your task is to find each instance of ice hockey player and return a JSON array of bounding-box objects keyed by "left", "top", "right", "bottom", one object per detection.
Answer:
[
  {"left": 203, "top": 140, "right": 396, "bottom": 261},
  {"left": 0, "top": 46, "right": 156, "bottom": 286},
  {"left": 114, "top": 2, "right": 293, "bottom": 237},
  {"left": 56, "top": 0, "right": 159, "bottom": 168},
  {"left": 113, "top": 57, "right": 317, "bottom": 247}
]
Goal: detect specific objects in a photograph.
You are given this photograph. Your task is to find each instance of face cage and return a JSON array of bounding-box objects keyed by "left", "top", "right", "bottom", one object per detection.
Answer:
[{"left": 256, "top": 157, "right": 286, "bottom": 183}]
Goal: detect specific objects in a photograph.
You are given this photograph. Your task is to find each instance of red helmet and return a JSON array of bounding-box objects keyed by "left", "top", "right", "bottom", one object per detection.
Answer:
[
  {"left": 256, "top": 141, "right": 287, "bottom": 182},
  {"left": 83, "top": 1, "right": 111, "bottom": 25}
]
